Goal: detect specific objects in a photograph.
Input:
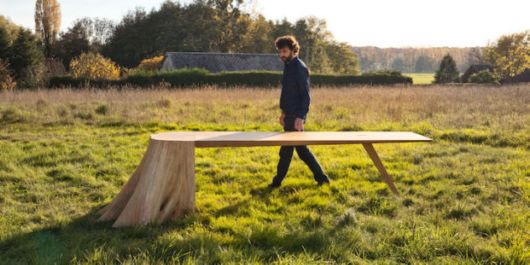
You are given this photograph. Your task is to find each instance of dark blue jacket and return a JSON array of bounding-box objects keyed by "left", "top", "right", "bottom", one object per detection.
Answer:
[{"left": 279, "top": 56, "right": 311, "bottom": 120}]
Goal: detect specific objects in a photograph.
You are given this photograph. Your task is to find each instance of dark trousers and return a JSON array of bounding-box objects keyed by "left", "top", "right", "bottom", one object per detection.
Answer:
[{"left": 272, "top": 114, "right": 326, "bottom": 184}]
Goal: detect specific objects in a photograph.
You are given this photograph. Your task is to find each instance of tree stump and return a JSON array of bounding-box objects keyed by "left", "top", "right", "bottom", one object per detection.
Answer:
[{"left": 97, "top": 138, "right": 195, "bottom": 228}]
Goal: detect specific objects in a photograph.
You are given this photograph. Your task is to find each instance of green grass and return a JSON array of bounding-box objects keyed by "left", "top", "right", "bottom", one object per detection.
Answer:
[
  {"left": 404, "top": 73, "right": 435, "bottom": 85},
  {"left": 0, "top": 85, "right": 528, "bottom": 264}
]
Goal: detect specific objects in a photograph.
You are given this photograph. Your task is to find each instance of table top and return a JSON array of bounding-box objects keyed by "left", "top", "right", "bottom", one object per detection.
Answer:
[{"left": 151, "top": 131, "right": 432, "bottom": 147}]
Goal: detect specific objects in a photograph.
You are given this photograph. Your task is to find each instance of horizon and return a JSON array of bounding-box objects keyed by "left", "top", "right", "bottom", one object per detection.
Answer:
[{"left": 1, "top": 0, "right": 529, "bottom": 48}]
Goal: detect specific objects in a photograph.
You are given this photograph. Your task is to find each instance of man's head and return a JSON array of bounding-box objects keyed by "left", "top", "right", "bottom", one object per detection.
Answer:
[{"left": 275, "top": 35, "right": 300, "bottom": 63}]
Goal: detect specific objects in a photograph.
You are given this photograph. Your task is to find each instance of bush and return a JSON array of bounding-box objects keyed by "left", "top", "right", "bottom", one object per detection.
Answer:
[
  {"left": 136, "top": 55, "right": 164, "bottom": 72},
  {"left": 0, "top": 59, "right": 16, "bottom": 91},
  {"left": 69, "top": 52, "right": 120, "bottom": 80},
  {"left": 49, "top": 68, "right": 413, "bottom": 88},
  {"left": 48, "top": 76, "right": 122, "bottom": 88},
  {"left": 469, "top": 70, "right": 500, "bottom": 85}
]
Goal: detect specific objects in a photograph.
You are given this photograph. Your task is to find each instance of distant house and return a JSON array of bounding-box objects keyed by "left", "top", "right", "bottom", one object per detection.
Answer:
[
  {"left": 502, "top": 68, "right": 530, "bottom": 84},
  {"left": 160, "top": 52, "right": 284, "bottom": 73},
  {"left": 461, "top": 64, "right": 494, "bottom": 83}
]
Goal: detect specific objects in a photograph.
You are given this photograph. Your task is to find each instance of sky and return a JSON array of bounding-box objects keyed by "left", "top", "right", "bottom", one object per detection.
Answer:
[{"left": 1, "top": 0, "right": 529, "bottom": 47}]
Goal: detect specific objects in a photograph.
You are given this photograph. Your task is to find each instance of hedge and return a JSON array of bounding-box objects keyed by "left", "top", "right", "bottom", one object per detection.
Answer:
[{"left": 48, "top": 68, "right": 412, "bottom": 88}]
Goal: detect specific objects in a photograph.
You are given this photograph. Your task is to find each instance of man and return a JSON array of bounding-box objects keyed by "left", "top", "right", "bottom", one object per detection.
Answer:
[{"left": 268, "top": 35, "right": 331, "bottom": 188}]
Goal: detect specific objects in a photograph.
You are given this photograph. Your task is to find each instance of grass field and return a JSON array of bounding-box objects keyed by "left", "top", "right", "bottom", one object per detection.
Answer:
[
  {"left": 403, "top": 73, "right": 435, "bottom": 85},
  {"left": 0, "top": 85, "right": 529, "bottom": 264}
]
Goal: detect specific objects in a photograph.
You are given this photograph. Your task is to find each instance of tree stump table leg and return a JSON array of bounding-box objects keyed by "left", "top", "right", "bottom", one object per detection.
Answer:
[
  {"left": 97, "top": 139, "right": 195, "bottom": 227},
  {"left": 362, "top": 143, "right": 400, "bottom": 195}
]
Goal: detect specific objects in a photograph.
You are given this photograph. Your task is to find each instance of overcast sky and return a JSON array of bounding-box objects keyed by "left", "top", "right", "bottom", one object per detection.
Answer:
[{"left": 1, "top": 0, "right": 529, "bottom": 47}]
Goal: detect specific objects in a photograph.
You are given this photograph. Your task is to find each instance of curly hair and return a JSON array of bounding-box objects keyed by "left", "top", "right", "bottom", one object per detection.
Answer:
[{"left": 274, "top": 35, "right": 300, "bottom": 55}]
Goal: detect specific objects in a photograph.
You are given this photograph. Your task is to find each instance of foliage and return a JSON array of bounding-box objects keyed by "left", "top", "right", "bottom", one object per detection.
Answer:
[
  {"left": 469, "top": 70, "right": 501, "bottom": 85},
  {"left": 434, "top": 54, "right": 459, "bottom": 84},
  {"left": 0, "top": 26, "right": 10, "bottom": 60},
  {"left": 324, "top": 41, "right": 360, "bottom": 75},
  {"left": 50, "top": 68, "right": 412, "bottom": 88},
  {"left": 69, "top": 52, "right": 121, "bottom": 80},
  {"left": 484, "top": 30, "right": 530, "bottom": 79},
  {"left": 52, "top": 17, "right": 115, "bottom": 69},
  {"left": 136, "top": 55, "right": 165, "bottom": 72},
  {"left": 100, "top": 2, "right": 359, "bottom": 74},
  {"left": 0, "top": 59, "right": 16, "bottom": 90},
  {"left": 0, "top": 15, "right": 20, "bottom": 43},
  {"left": 8, "top": 28, "right": 45, "bottom": 88}
]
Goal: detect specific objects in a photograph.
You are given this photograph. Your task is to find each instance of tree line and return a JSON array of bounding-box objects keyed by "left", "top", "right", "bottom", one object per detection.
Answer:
[
  {"left": 1, "top": 0, "right": 363, "bottom": 89},
  {"left": 434, "top": 31, "right": 529, "bottom": 84},
  {"left": 352, "top": 46, "right": 484, "bottom": 73},
  {"left": 0, "top": 0, "right": 528, "bottom": 89}
]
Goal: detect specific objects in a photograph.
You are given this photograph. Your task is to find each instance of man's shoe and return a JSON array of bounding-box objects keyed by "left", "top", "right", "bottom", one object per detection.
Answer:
[
  {"left": 268, "top": 181, "right": 282, "bottom": 189},
  {"left": 317, "top": 175, "right": 330, "bottom": 186}
]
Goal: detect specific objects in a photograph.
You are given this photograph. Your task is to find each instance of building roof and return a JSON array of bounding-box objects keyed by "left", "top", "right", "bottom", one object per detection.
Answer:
[{"left": 161, "top": 52, "right": 284, "bottom": 73}]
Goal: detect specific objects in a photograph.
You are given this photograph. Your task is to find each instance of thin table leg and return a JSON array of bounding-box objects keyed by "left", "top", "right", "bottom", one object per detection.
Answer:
[{"left": 362, "top": 143, "right": 400, "bottom": 195}]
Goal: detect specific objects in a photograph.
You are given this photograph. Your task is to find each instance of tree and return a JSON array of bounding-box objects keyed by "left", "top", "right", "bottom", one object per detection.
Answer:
[
  {"left": 391, "top": 57, "right": 405, "bottom": 72},
  {"left": 0, "top": 15, "right": 20, "bottom": 43},
  {"left": 293, "top": 17, "right": 332, "bottom": 72},
  {"left": 466, "top": 47, "right": 485, "bottom": 66},
  {"left": 35, "top": 0, "right": 61, "bottom": 57},
  {"left": 101, "top": 0, "right": 359, "bottom": 72},
  {"left": 103, "top": 7, "right": 161, "bottom": 67},
  {"left": 0, "top": 26, "right": 11, "bottom": 60},
  {"left": 325, "top": 41, "right": 360, "bottom": 74},
  {"left": 53, "top": 17, "right": 115, "bottom": 69},
  {"left": 206, "top": 0, "right": 245, "bottom": 52},
  {"left": 8, "top": 29, "right": 45, "bottom": 88},
  {"left": 484, "top": 31, "right": 530, "bottom": 79},
  {"left": 69, "top": 52, "right": 120, "bottom": 80},
  {"left": 66, "top": 17, "right": 114, "bottom": 51},
  {"left": 415, "top": 55, "right": 435, "bottom": 73},
  {"left": 434, "top": 54, "right": 459, "bottom": 84}
]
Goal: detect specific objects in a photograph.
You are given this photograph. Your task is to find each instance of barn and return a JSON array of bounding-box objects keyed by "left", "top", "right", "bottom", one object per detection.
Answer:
[{"left": 160, "top": 52, "right": 284, "bottom": 73}]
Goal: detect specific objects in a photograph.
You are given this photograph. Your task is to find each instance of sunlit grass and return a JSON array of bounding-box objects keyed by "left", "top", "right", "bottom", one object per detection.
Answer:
[
  {"left": 404, "top": 73, "right": 435, "bottom": 84},
  {"left": 0, "top": 85, "right": 528, "bottom": 264}
]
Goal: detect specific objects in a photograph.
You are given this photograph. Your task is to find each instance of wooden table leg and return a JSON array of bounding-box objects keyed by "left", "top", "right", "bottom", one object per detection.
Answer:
[
  {"left": 97, "top": 139, "right": 196, "bottom": 227},
  {"left": 362, "top": 143, "right": 400, "bottom": 195}
]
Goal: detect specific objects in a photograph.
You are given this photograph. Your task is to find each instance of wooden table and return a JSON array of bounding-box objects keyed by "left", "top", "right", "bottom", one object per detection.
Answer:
[{"left": 97, "top": 131, "right": 432, "bottom": 227}]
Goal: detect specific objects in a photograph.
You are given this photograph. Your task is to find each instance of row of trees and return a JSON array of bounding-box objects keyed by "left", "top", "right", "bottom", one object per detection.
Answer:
[
  {"left": 1, "top": 0, "right": 527, "bottom": 88},
  {"left": 433, "top": 30, "right": 529, "bottom": 84},
  {"left": 85, "top": 0, "right": 360, "bottom": 74},
  {"left": 352, "top": 46, "right": 478, "bottom": 73},
  {"left": 1, "top": 0, "right": 362, "bottom": 89}
]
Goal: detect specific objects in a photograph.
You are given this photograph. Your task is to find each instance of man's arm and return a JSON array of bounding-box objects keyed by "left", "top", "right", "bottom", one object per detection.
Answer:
[{"left": 294, "top": 65, "right": 310, "bottom": 119}]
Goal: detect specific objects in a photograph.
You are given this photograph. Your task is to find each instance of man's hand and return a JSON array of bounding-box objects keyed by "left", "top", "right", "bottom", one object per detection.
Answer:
[
  {"left": 294, "top": 117, "right": 304, "bottom": 131},
  {"left": 279, "top": 113, "right": 285, "bottom": 126}
]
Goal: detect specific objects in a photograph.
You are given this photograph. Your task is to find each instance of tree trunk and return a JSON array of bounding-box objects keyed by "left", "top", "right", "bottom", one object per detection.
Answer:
[{"left": 97, "top": 139, "right": 195, "bottom": 228}]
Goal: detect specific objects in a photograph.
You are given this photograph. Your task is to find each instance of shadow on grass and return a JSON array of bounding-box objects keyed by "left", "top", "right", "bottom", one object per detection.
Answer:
[
  {"left": 0, "top": 205, "right": 199, "bottom": 265},
  {"left": 0, "top": 184, "right": 358, "bottom": 264}
]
